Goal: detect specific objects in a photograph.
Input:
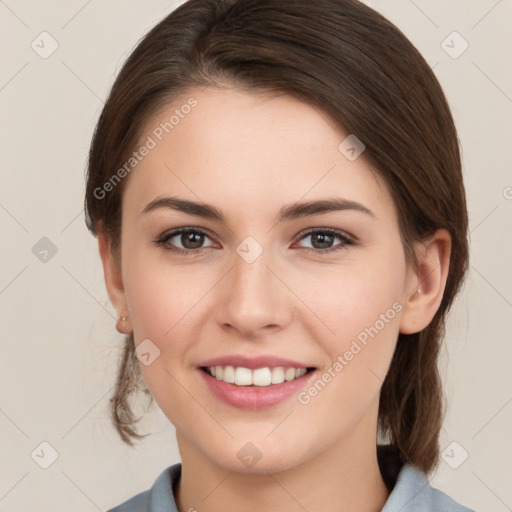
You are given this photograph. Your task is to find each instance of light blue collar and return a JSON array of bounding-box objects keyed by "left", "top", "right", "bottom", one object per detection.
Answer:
[{"left": 108, "top": 461, "right": 475, "bottom": 511}]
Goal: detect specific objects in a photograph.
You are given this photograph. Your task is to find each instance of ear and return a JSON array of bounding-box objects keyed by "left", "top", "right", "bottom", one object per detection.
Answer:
[
  {"left": 399, "top": 229, "right": 452, "bottom": 335},
  {"left": 97, "top": 223, "right": 131, "bottom": 334}
]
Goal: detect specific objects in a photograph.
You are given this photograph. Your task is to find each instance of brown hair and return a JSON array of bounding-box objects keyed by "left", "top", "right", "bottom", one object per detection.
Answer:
[{"left": 84, "top": 0, "right": 468, "bottom": 474}]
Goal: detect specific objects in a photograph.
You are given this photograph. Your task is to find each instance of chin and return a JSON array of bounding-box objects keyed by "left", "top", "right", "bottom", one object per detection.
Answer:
[{"left": 206, "top": 440, "right": 309, "bottom": 475}]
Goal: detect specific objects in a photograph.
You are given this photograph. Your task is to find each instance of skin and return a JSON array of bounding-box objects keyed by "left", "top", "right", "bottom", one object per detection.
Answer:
[{"left": 98, "top": 86, "right": 451, "bottom": 512}]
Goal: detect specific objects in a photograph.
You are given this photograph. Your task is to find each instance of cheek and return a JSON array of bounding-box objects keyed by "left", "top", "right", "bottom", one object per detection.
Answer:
[
  {"left": 121, "top": 242, "right": 204, "bottom": 341},
  {"left": 295, "top": 255, "right": 406, "bottom": 343},
  {"left": 292, "top": 250, "right": 406, "bottom": 406},
  {"left": 279, "top": 299, "right": 402, "bottom": 462},
  {"left": 122, "top": 257, "right": 202, "bottom": 423},
  {"left": 123, "top": 266, "right": 174, "bottom": 343}
]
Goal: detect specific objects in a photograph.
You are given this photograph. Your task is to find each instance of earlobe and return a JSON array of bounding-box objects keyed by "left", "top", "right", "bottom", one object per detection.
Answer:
[
  {"left": 97, "top": 223, "right": 130, "bottom": 331},
  {"left": 399, "top": 229, "right": 452, "bottom": 335}
]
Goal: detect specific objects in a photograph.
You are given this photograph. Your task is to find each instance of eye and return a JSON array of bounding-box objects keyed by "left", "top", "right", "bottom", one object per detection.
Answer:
[
  {"left": 294, "top": 228, "right": 354, "bottom": 255},
  {"left": 154, "top": 226, "right": 355, "bottom": 256},
  {"left": 153, "top": 227, "right": 217, "bottom": 255}
]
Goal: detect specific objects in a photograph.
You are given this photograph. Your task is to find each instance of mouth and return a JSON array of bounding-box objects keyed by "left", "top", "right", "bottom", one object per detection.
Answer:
[
  {"left": 197, "top": 364, "right": 318, "bottom": 410},
  {"left": 199, "top": 365, "right": 316, "bottom": 387}
]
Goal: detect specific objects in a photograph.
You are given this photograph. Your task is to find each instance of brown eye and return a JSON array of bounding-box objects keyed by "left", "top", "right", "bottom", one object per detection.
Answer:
[
  {"left": 154, "top": 228, "right": 216, "bottom": 254},
  {"left": 295, "top": 228, "right": 354, "bottom": 254}
]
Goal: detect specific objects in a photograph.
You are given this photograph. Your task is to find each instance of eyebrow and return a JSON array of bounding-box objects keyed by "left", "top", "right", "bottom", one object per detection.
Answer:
[{"left": 140, "top": 196, "right": 375, "bottom": 223}]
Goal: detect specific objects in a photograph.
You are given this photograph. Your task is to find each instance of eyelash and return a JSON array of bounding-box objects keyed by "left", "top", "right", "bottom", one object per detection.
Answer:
[{"left": 153, "top": 227, "right": 355, "bottom": 256}]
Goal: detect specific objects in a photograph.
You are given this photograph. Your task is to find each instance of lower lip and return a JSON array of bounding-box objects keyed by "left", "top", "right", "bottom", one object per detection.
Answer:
[{"left": 198, "top": 368, "right": 316, "bottom": 410}]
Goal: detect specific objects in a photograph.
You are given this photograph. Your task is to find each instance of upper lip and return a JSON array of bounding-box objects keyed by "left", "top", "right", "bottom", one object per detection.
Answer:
[{"left": 199, "top": 355, "right": 315, "bottom": 370}]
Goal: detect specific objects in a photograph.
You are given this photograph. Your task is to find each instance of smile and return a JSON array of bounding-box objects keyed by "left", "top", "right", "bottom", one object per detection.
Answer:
[
  {"left": 201, "top": 365, "right": 314, "bottom": 386},
  {"left": 198, "top": 365, "right": 317, "bottom": 410}
]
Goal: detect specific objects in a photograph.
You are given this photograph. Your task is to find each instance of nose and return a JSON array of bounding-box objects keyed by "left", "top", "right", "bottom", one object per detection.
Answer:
[{"left": 214, "top": 246, "right": 294, "bottom": 339}]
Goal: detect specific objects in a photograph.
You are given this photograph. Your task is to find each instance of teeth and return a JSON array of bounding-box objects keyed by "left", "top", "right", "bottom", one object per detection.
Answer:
[
  {"left": 271, "top": 366, "right": 284, "bottom": 384},
  {"left": 284, "top": 367, "right": 296, "bottom": 381},
  {"left": 223, "top": 365, "right": 235, "bottom": 383},
  {"left": 207, "top": 366, "right": 308, "bottom": 386},
  {"left": 235, "top": 366, "right": 254, "bottom": 386},
  {"left": 252, "top": 368, "right": 272, "bottom": 386}
]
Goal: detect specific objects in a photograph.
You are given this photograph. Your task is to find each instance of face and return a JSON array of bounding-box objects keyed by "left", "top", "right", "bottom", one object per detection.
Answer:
[{"left": 109, "top": 86, "right": 421, "bottom": 473}]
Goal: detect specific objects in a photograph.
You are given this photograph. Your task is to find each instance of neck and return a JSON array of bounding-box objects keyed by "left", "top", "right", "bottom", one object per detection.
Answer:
[{"left": 174, "top": 409, "right": 390, "bottom": 512}]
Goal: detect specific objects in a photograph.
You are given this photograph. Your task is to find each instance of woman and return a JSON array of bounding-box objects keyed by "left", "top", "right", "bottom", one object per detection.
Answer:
[{"left": 85, "top": 0, "right": 475, "bottom": 510}]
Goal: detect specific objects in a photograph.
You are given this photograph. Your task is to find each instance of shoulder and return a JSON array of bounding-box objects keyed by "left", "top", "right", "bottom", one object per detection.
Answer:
[
  {"left": 106, "top": 463, "right": 181, "bottom": 512},
  {"left": 107, "top": 489, "right": 150, "bottom": 512},
  {"left": 383, "top": 464, "right": 476, "bottom": 512}
]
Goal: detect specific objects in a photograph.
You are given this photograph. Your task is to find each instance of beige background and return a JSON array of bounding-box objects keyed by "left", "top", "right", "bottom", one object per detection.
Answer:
[{"left": 1, "top": 1, "right": 511, "bottom": 510}]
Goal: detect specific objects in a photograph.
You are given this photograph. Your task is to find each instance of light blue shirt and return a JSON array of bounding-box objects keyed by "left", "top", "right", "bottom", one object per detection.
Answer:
[{"left": 107, "top": 462, "right": 476, "bottom": 511}]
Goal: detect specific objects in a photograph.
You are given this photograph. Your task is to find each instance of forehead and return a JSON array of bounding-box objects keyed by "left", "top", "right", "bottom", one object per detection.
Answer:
[{"left": 122, "top": 87, "right": 395, "bottom": 223}]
